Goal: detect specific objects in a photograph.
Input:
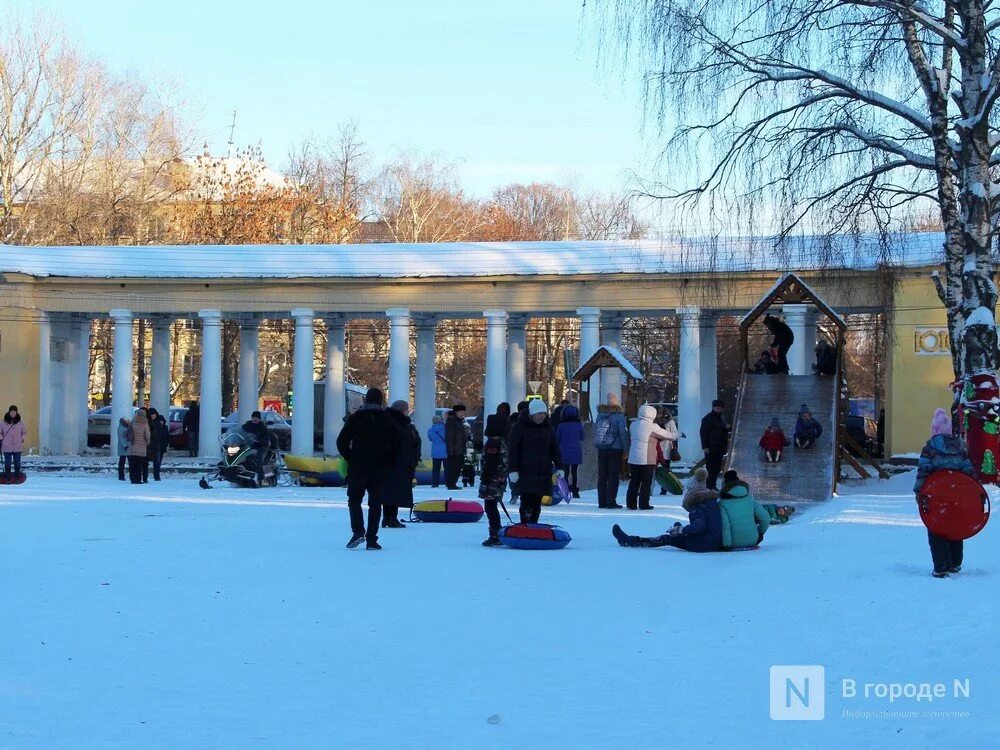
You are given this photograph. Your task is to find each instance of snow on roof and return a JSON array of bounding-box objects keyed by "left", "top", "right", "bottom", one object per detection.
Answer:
[
  {"left": 0, "top": 232, "right": 947, "bottom": 280},
  {"left": 573, "top": 346, "right": 644, "bottom": 381}
]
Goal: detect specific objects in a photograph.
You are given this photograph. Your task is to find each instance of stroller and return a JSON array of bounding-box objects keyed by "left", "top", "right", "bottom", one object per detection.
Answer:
[{"left": 199, "top": 429, "right": 286, "bottom": 489}]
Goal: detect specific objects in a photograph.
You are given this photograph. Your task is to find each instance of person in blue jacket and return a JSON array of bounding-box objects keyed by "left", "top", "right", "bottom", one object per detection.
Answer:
[
  {"left": 794, "top": 405, "right": 823, "bottom": 449},
  {"left": 426, "top": 415, "right": 447, "bottom": 488},
  {"left": 555, "top": 404, "right": 584, "bottom": 498},
  {"left": 611, "top": 467, "right": 724, "bottom": 552}
]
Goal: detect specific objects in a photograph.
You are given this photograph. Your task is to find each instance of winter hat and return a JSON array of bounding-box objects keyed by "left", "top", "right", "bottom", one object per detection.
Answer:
[
  {"left": 365, "top": 387, "right": 384, "bottom": 405},
  {"left": 516, "top": 401, "right": 529, "bottom": 413},
  {"left": 930, "top": 408, "right": 952, "bottom": 437},
  {"left": 251, "top": 410, "right": 262, "bottom": 419},
  {"left": 769, "top": 417, "right": 780, "bottom": 429},
  {"left": 390, "top": 400, "right": 409, "bottom": 414},
  {"left": 7, "top": 405, "right": 17, "bottom": 412},
  {"left": 692, "top": 467, "right": 708, "bottom": 483},
  {"left": 452, "top": 403, "right": 467, "bottom": 412},
  {"left": 528, "top": 399, "right": 548, "bottom": 416},
  {"left": 723, "top": 469, "right": 740, "bottom": 485},
  {"left": 432, "top": 415, "right": 442, "bottom": 424},
  {"left": 799, "top": 404, "right": 810, "bottom": 414},
  {"left": 712, "top": 399, "right": 725, "bottom": 408}
]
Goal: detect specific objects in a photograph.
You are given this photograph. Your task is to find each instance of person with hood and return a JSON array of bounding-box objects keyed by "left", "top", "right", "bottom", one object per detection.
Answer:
[
  {"left": 555, "top": 404, "right": 584, "bottom": 498},
  {"left": 506, "top": 401, "right": 529, "bottom": 504},
  {"left": 718, "top": 470, "right": 771, "bottom": 549},
  {"left": 1, "top": 405, "right": 28, "bottom": 483},
  {"left": 427, "top": 415, "right": 447, "bottom": 488},
  {"left": 914, "top": 408, "right": 978, "bottom": 578},
  {"left": 794, "top": 406, "right": 823, "bottom": 449},
  {"left": 593, "top": 393, "right": 628, "bottom": 509},
  {"left": 551, "top": 399, "right": 569, "bottom": 434},
  {"left": 126, "top": 408, "right": 152, "bottom": 484},
  {"left": 700, "top": 399, "right": 730, "bottom": 490},
  {"left": 382, "top": 401, "right": 420, "bottom": 529},
  {"left": 763, "top": 313, "right": 794, "bottom": 374},
  {"left": 147, "top": 408, "right": 170, "bottom": 481},
  {"left": 444, "top": 404, "right": 468, "bottom": 490},
  {"left": 182, "top": 401, "right": 200, "bottom": 457},
  {"left": 336, "top": 387, "right": 399, "bottom": 550},
  {"left": 626, "top": 403, "right": 678, "bottom": 510},
  {"left": 479, "top": 403, "right": 512, "bottom": 547},
  {"left": 507, "top": 399, "right": 563, "bottom": 524},
  {"left": 758, "top": 417, "right": 790, "bottom": 462},
  {"left": 116, "top": 416, "right": 131, "bottom": 481},
  {"left": 241, "top": 410, "right": 278, "bottom": 487},
  {"left": 612, "top": 467, "right": 723, "bottom": 551}
]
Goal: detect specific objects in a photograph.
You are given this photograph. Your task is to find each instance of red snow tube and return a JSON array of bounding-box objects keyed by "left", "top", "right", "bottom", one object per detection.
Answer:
[
  {"left": 499, "top": 523, "right": 571, "bottom": 550},
  {"left": 918, "top": 469, "right": 991, "bottom": 541}
]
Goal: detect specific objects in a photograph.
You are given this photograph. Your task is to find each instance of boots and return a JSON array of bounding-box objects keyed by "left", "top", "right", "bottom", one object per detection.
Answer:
[{"left": 482, "top": 534, "right": 502, "bottom": 548}]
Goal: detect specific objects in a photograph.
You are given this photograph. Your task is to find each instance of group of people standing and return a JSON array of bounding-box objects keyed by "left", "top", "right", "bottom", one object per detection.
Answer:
[{"left": 116, "top": 407, "right": 170, "bottom": 484}]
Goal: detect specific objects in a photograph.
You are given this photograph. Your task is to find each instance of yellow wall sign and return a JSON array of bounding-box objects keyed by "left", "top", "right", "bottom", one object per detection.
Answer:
[{"left": 914, "top": 328, "right": 951, "bottom": 356}]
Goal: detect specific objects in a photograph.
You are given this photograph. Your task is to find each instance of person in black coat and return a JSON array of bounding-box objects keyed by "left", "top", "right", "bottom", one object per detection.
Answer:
[
  {"left": 763, "top": 313, "right": 794, "bottom": 374},
  {"left": 147, "top": 408, "right": 170, "bottom": 481},
  {"left": 182, "top": 401, "right": 200, "bottom": 456},
  {"left": 336, "top": 388, "right": 399, "bottom": 549},
  {"left": 382, "top": 400, "right": 421, "bottom": 529},
  {"left": 507, "top": 400, "right": 563, "bottom": 524},
  {"left": 444, "top": 404, "right": 467, "bottom": 490},
  {"left": 700, "top": 399, "right": 731, "bottom": 490},
  {"left": 505, "top": 401, "right": 528, "bottom": 504},
  {"left": 241, "top": 411, "right": 278, "bottom": 487}
]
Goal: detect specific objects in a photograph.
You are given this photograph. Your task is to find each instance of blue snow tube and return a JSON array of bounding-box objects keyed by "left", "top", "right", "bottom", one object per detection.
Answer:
[{"left": 499, "top": 523, "right": 571, "bottom": 550}]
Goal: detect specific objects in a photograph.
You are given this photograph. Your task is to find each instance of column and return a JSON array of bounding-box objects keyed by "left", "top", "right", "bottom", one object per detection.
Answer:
[
  {"left": 109, "top": 308, "right": 134, "bottom": 456},
  {"left": 699, "top": 312, "right": 719, "bottom": 419},
  {"left": 59, "top": 317, "right": 83, "bottom": 455},
  {"left": 150, "top": 316, "right": 172, "bottom": 413},
  {"left": 600, "top": 315, "right": 624, "bottom": 407},
  {"left": 784, "top": 304, "right": 817, "bottom": 375},
  {"left": 386, "top": 307, "right": 411, "bottom": 406},
  {"left": 483, "top": 309, "right": 508, "bottom": 416},
  {"left": 37, "top": 312, "right": 53, "bottom": 455},
  {"left": 677, "top": 307, "right": 702, "bottom": 461},
  {"left": 198, "top": 309, "right": 223, "bottom": 458},
  {"left": 324, "top": 316, "right": 347, "bottom": 456},
  {"left": 414, "top": 315, "right": 437, "bottom": 459},
  {"left": 507, "top": 315, "right": 528, "bottom": 407},
  {"left": 577, "top": 307, "right": 601, "bottom": 414},
  {"left": 238, "top": 316, "right": 260, "bottom": 424},
  {"left": 73, "top": 317, "right": 92, "bottom": 454},
  {"left": 291, "top": 308, "right": 316, "bottom": 456}
]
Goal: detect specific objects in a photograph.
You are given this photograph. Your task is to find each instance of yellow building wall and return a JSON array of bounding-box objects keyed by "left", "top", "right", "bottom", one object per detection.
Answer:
[
  {"left": 0, "top": 307, "right": 42, "bottom": 453},
  {"left": 887, "top": 273, "right": 981, "bottom": 456}
]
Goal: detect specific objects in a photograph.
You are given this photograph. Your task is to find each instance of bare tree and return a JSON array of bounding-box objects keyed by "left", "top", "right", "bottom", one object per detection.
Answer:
[{"left": 593, "top": 0, "right": 999, "bottom": 389}]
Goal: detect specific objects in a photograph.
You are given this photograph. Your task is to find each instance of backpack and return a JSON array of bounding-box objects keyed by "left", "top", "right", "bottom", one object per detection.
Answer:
[{"left": 594, "top": 416, "right": 616, "bottom": 447}]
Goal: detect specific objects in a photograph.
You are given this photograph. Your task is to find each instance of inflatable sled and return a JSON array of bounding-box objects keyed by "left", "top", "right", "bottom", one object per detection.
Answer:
[
  {"left": 411, "top": 499, "right": 484, "bottom": 523},
  {"left": 541, "top": 474, "right": 571, "bottom": 506},
  {"left": 499, "top": 523, "right": 571, "bottom": 550},
  {"left": 918, "top": 469, "right": 991, "bottom": 541},
  {"left": 284, "top": 454, "right": 347, "bottom": 487},
  {"left": 654, "top": 467, "right": 683, "bottom": 495},
  {"left": 0, "top": 473, "right": 26, "bottom": 485}
]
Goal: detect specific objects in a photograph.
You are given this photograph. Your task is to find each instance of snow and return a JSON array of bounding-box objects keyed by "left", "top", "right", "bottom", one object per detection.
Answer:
[
  {"left": 0, "top": 232, "right": 950, "bottom": 280},
  {"left": 964, "top": 305, "right": 995, "bottom": 328},
  {"left": 1, "top": 472, "right": 998, "bottom": 748},
  {"left": 573, "top": 345, "right": 644, "bottom": 380}
]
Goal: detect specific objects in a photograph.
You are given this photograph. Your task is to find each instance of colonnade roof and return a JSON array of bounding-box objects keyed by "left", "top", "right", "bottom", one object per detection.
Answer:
[{"left": 1, "top": 232, "right": 945, "bottom": 280}]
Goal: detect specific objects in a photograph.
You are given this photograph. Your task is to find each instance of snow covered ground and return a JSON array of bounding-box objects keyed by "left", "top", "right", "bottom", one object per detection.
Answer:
[{"left": 1, "top": 471, "right": 997, "bottom": 749}]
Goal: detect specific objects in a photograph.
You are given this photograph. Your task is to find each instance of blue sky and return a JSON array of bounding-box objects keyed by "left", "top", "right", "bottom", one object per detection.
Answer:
[{"left": 30, "top": 0, "right": 658, "bottom": 197}]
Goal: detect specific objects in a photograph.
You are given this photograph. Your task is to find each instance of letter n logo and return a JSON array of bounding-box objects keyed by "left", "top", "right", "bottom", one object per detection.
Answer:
[{"left": 770, "top": 666, "right": 825, "bottom": 720}]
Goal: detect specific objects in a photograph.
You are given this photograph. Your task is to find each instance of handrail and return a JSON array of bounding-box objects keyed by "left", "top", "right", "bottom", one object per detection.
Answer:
[{"left": 724, "top": 363, "right": 750, "bottom": 473}]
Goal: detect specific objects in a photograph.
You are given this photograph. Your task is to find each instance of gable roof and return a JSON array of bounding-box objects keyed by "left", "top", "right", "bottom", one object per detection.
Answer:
[
  {"left": 573, "top": 345, "right": 644, "bottom": 381},
  {"left": 739, "top": 272, "right": 848, "bottom": 332}
]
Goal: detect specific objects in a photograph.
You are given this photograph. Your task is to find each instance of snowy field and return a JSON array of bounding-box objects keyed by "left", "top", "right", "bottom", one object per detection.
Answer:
[{"left": 1, "top": 471, "right": 998, "bottom": 749}]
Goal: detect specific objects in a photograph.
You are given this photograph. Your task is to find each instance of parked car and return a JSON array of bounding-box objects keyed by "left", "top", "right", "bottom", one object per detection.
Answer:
[
  {"left": 168, "top": 407, "right": 189, "bottom": 450},
  {"left": 221, "top": 410, "right": 292, "bottom": 450},
  {"left": 844, "top": 415, "right": 881, "bottom": 458},
  {"left": 87, "top": 406, "right": 114, "bottom": 447}
]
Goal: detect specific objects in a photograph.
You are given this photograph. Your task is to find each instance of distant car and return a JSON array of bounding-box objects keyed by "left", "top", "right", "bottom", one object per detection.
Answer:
[
  {"left": 221, "top": 411, "right": 292, "bottom": 450},
  {"left": 86, "top": 406, "right": 114, "bottom": 447},
  {"left": 844, "top": 415, "right": 881, "bottom": 457},
  {"left": 168, "top": 407, "right": 189, "bottom": 450}
]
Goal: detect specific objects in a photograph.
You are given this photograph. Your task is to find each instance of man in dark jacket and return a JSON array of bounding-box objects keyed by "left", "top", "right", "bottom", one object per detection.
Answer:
[
  {"left": 611, "top": 486, "right": 723, "bottom": 552},
  {"left": 182, "top": 401, "right": 200, "bottom": 457},
  {"left": 241, "top": 411, "right": 278, "bottom": 487},
  {"left": 147, "top": 408, "right": 171, "bottom": 481},
  {"left": 506, "top": 401, "right": 529, "bottom": 504},
  {"left": 763, "top": 313, "right": 794, "bottom": 374},
  {"left": 444, "top": 404, "right": 467, "bottom": 490},
  {"left": 336, "top": 388, "right": 399, "bottom": 549},
  {"left": 382, "top": 401, "right": 420, "bottom": 529},
  {"left": 507, "top": 399, "right": 563, "bottom": 524},
  {"left": 700, "top": 399, "right": 730, "bottom": 490}
]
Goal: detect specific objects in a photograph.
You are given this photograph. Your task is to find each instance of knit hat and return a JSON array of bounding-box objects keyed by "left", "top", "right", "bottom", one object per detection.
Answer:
[
  {"left": 452, "top": 403, "right": 467, "bottom": 412},
  {"left": 799, "top": 403, "right": 810, "bottom": 414},
  {"left": 712, "top": 399, "right": 724, "bottom": 408},
  {"left": 692, "top": 467, "right": 708, "bottom": 483},
  {"left": 723, "top": 469, "right": 739, "bottom": 485},
  {"left": 432, "top": 415, "right": 442, "bottom": 424},
  {"left": 390, "top": 400, "right": 409, "bottom": 414},
  {"left": 365, "top": 387, "right": 384, "bottom": 405},
  {"left": 930, "top": 408, "right": 952, "bottom": 437},
  {"left": 528, "top": 399, "right": 547, "bottom": 416},
  {"left": 251, "top": 410, "right": 262, "bottom": 419},
  {"left": 769, "top": 417, "right": 780, "bottom": 429}
]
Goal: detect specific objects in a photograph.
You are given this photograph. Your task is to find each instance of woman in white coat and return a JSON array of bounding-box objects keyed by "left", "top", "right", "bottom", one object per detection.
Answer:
[{"left": 626, "top": 403, "right": 678, "bottom": 510}]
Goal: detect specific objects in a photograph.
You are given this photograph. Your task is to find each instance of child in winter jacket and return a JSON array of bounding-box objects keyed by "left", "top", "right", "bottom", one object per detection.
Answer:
[
  {"left": 1, "top": 405, "right": 28, "bottom": 482},
  {"left": 555, "top": 405, "right": 584, "bottom": 498},
  {"left": 759, "top": 417, "right": 790, "bottom": 462},
  {"left": 914, "top": 408, "right": 979, "bottom": 578},
  {"left": 794, "top": 407, "right": 823, "bottom": 448},
  {"left": 479, "top": 416, "right": 510, "bottom": 547}
]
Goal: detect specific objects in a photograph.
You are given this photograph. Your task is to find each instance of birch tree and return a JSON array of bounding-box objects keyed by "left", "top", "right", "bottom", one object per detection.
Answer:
[{"left": 592, "top": 0, "right": 1000, "bottom": 385}]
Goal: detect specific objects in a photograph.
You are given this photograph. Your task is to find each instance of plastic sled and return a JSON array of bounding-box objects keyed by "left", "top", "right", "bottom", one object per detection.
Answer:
[
  {"left": 0, "top": 472, "right": 26, "bottom": 485},
  {"left": 654, "top": 467, "right": 683, "bottom": 495},
  {"left": 918, "top": 469, "right": 990, "bottom": 541}
]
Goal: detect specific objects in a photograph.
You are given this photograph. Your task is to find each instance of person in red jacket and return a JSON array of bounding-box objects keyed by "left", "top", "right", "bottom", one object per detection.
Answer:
[{"left": 759, "top": 417, "right": 790, "bottom": 462}]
